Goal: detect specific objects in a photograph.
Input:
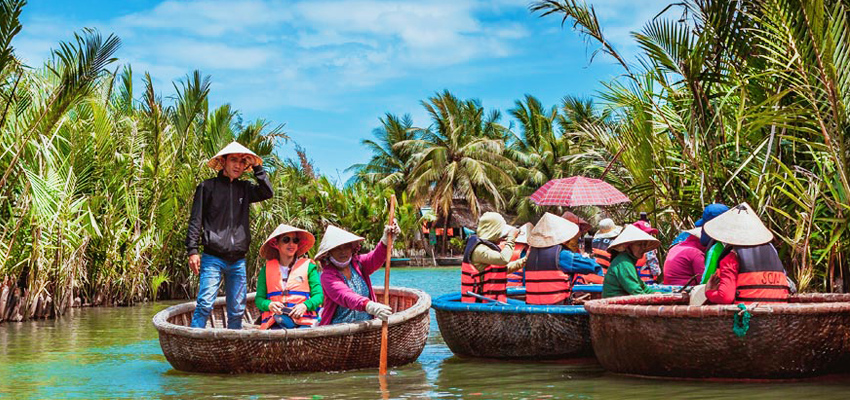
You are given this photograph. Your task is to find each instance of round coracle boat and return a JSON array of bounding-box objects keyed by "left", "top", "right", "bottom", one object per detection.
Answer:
[
  {"left": 584, "top": 292, "right": 850, "bottom": 379},
  {"left": 432, "top": 288, "right": 592, "bottom": 359},
  {"left": 153, "top": 287, "right": 430, "bottom": 374}
]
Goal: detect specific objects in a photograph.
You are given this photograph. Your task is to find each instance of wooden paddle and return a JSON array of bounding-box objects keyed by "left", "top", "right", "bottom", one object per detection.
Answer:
[{"left": 379, "top": 194, "right": 397, "bottom": 376}]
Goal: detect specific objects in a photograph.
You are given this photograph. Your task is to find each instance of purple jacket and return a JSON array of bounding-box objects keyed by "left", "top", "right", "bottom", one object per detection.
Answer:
[{"left": 318, "top": 242, "right": 387, "bottom": 325}]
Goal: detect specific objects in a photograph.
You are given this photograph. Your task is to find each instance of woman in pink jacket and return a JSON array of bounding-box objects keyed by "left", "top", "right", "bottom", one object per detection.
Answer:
[{"left": 316, "top": 221, "right": 399, "bottom": 325}]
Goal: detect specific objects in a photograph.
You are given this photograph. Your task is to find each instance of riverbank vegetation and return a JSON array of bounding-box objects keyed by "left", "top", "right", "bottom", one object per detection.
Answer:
[{"left": 1, "top": 0, "right": 848, "bottom": 322}]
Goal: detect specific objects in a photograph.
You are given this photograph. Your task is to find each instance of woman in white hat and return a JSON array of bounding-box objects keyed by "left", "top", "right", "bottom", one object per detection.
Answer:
[
  {"left": 317, "top": 221, "right": 400, "bottom": 325},
  {"left": 601, "top": 224, "right": 661, "bottom": 298},
  {"left": 703, "top": 203, "right": 789, "bottom": 305},
  {"left": 525, "top": 213, "right": 602, "bottom": 305},
  {"left": 186, "top": 141, "right": 273, "bottom": 330},
  {"left": 255, "top": 224, "right": 321, "bottom": 329}
]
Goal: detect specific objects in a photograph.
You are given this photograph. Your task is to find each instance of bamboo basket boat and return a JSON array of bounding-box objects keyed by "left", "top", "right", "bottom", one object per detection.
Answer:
[
  {"left": 432, "top": 288, "right": 592, "bottom": 359},
  {"left": 153, "top": 287, "right": 430, "bottom": 374},
  {"left": 584, "top": 292, "right": 850, "bottom": 379}
]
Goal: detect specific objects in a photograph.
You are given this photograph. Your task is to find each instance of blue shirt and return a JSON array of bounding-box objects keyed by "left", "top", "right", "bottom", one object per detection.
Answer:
[
  {"left": 330, "top": 264, "right": 373, "bottom": 324},
  {"left": 559, "top": 250, "right": 603, "bottom": 275}
]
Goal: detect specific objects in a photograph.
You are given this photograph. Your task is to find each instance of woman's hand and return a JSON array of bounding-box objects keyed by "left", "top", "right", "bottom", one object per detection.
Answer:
[
  {"left": 289, "top": 303, "right": 308, "bottom": 319},
  {"left": 706, "top": 273, "right": 721, "bottom": 291},
  {"left": 381, "top": 218, "right": 401, "bottom": 245},
  {"left": 269, "top": 301, "right": 286, "bottom": 315}
]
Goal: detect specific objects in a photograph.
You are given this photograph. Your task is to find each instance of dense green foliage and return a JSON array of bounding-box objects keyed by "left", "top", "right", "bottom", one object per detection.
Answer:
[
  {"left": 3, "top": 0, "right": 849, "bottom": 322},
  {"left": 351, "top": 0, "right": 850, "bottom": 292}
]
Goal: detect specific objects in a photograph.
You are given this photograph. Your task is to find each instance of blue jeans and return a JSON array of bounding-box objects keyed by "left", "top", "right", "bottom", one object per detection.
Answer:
[{"left": 190, "top": 254, "right": 247, "bottom": 329}]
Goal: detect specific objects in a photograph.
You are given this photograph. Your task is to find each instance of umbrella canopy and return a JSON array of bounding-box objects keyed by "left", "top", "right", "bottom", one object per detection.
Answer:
[{"left": 529, "top": 176, "right": 630, "bottom": 207}]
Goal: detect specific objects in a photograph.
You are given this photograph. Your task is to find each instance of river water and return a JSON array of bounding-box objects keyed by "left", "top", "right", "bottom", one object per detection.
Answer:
[{"left": 2, "top": 267, "right": 850, "bottom": 399}]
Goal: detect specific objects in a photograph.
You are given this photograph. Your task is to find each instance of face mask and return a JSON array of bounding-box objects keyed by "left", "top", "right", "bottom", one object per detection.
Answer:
[{"left": 329, "top": 255, "right": 352, "bottom": 269}]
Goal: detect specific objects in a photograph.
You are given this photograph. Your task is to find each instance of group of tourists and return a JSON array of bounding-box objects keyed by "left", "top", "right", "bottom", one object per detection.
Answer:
[
  {"left": 185, "top": 142, "right": 398, "bottom": 330},
  {"left": 461, "top": 201, "right": 792, "bottom": 306}
]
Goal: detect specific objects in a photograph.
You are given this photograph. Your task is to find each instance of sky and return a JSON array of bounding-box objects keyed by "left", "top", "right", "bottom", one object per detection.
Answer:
[{"left": 14, "top": 0, "right": 671, "bottom": 182}]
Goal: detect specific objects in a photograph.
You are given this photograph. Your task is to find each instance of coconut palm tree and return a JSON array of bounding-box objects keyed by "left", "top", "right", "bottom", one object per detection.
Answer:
[
  {"left": 400, "top": 90, "right": 515, "bottom": 250},
  {"left": 347, "top": 113, "right": 419, "bottom": 192}
]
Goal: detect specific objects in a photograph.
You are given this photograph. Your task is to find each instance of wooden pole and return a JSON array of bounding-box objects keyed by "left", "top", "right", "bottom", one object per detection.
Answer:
[{"left": 379, "top": 194, "right": 397, "bottom": 376}]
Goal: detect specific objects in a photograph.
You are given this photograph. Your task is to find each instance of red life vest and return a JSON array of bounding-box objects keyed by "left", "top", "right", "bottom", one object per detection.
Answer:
[
  {"left": 525, "top": 245, "right": 574, "bottom": 305},
  {"left": 635, "top": 254, "right": 655, "bottom": 284},
  {"left": 461, "top": 236, "right": 508, "bottom": 303},
  {"left": 259, "top": 258, "right": 319, "bottom": 329},
  {"left": 734, "top": 244, "right": 789, "bottom": 304},
  {"left": 505, "top": 242, "right": 527, "bottom": 288}
]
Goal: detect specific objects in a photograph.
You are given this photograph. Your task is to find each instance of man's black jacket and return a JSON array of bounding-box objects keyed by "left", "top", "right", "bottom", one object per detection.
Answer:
[{"left": 186, "top": 165, "right": 273, "bottom": 262}]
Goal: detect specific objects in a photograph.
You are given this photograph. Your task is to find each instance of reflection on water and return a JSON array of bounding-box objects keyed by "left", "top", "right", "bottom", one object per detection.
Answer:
[{"left": 1, "top": 268, "right": 850, "bottom": 399}]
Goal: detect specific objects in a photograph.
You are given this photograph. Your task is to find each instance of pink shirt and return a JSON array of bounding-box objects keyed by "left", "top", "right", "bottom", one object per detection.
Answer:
[
  {"left": 662, "top": 235, "right": 706, "bottom": 285},
  {"left": 318, "top": 242, "right": 387, "bottom": 325}
]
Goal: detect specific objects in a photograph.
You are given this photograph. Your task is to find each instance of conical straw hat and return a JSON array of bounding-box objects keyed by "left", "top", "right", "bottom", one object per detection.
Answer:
[
  {"left": 207, "top": 141, "right": 263, "bottom": 170},
  {"left": 259, "top": 224, "right": 316, "bottom": 260},
  {"left": 703, "top": 202, "right": 773, "bottom": 246},
  {"left": 516, "top": 222, "right": 534, "bottom": 244},
  {"left": 315, "top": 225, "right": 365, "bottom": 260},
  {"left": 608, "top": 225, "right": 661, "bottom": 255},
  {"left": 528, "top": 213, "right": 579, "bottom": 248}
]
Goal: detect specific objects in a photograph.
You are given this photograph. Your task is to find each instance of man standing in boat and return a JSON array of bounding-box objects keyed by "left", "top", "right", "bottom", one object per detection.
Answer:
[{"left": 186, "top": 142, "right": 273, "bottom": 329}]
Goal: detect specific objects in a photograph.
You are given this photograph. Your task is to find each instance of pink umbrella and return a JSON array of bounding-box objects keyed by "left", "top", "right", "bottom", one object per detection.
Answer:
[{"left": 529, "top": 176, "right": 630, "bottom": 206}]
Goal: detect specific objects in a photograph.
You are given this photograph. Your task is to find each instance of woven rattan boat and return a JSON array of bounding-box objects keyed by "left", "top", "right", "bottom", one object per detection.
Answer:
[
  {"left": 585, "top": 292, "right": 850, "bottom": 379},
  {"left": 153, "top": 287, "right": 430, "bottom": 373},
  {"left": 432, "top": 288, "right": 592, "bottom": 359}
]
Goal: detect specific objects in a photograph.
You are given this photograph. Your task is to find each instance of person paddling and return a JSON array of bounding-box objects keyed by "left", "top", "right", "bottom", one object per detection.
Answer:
[
  {"left": 317, "top": 221, "right": 400, "bottom": 325},
  {"left": 186, "top": 142, "right": 273, "bottom": 329},
  {"left": 256, "top": 224, "right": 322, "bottom": 329}
]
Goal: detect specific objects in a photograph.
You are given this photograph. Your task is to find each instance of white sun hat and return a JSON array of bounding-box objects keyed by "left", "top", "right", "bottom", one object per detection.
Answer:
[
  {"left": 315, "top": 225, "right": 366, "bottom": 260},
  {"left": 703, "top": 202, "right": 774, "bottom": 246},
  {"left": 608, "top": 224, "right": 661, "bottom": 255},
  {"left": 207, "top": 141, "right": 263, "bottom": 170},
  {"left": 516, "top": 222, "right": 534, "bottom": 244},
  {"left": 528, "top": 212, "right": 580, "bottom": 248},
  {"left": 594, "top": 218, "right": 623, "bottom": 239},
  {"left": 259, "top": 224, "right": 316, "bottom": 260}
]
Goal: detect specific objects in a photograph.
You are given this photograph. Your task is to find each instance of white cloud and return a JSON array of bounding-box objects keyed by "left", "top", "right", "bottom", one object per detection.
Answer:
[{"left": 115, "top": 0, "right": 293, "bottom": 37}]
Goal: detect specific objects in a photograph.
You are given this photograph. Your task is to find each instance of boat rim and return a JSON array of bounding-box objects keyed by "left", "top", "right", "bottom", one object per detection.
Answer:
[
  {"left": 431, "top": 289, "right": 587, "bottom": 315},
  {"left": 584, "top": 292, "right": 850, "bottom": 317},
  {"left": 153, "top": 286, "right": 431, "bottom": 340}
]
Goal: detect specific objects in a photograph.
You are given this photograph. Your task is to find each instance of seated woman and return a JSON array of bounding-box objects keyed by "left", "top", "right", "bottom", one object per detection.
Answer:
[
  {"left": 602, "top": 225, "right": 661, "bottom": 298},
  {"left": 318, "top": 221, "right": 400, "bottom": 325},
  {"left": 525, "top": 213, "right": 602, "bottom": 305},
  {"left": 256, "top": 224, "right": 322, "bottom": 329},
  {"left": 461, "top": 212, "right": 521, "bottom": 303},
  {"left": 702, "top": 203, "right": 789, "bottom": 304}
]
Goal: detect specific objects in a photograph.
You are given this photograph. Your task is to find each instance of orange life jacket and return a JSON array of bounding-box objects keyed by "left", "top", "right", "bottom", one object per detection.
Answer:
[
  {"left": 525, "top": 245, "right": 574, "bottom": 305},
  {"left": 734, "top": 244, "right": 789, "bottom": 304},
  {"left": 461, "top": 236, "right": 507, "bottom": 303},
  {"left": 259, "top": 258, "right": 319, "bottom": 329},
  {"left": 505, "top": 242, "right": 527, "bottom": 287}
]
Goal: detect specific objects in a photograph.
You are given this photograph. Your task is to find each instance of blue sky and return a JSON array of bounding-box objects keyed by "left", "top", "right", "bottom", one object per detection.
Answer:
[{"left": 15, "top": 0, "right": 670, "bottom": 182}]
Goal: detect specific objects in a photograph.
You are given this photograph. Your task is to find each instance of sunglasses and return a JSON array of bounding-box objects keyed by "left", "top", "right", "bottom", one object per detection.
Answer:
[{"left": 278, "top": 236, "right": 301, "bottom": 244}]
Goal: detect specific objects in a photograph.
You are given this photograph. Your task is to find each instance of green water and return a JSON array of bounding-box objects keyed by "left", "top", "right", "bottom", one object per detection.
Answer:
[{"left": 2, "top": 268, "right": 850, "bottom": 399}]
